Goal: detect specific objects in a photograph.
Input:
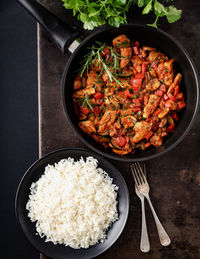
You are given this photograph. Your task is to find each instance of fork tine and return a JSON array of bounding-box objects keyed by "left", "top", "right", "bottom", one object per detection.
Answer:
[
  {"left": 130, "top": 164, "right": 139, "bottom": 187},
  {"left": 134, "top": 162, "right": 145, "bottom": 184},
  {"left": 143, "top": 163, "right": 147, "bottom": 177},
  {"left": 132, "top": 163, "right": 143, "bottom": 185},
  {"left": 130, "top": 164, "right": 141, "bottom": 187}
]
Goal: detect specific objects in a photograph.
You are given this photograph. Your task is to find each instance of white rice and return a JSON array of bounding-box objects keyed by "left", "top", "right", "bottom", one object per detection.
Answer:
[{"left": 26, "top": 156, "right": 119, "bottom": 249}]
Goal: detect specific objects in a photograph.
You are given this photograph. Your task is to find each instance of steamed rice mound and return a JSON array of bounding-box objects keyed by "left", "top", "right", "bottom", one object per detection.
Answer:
[{"left": 26, "top": 156, "right": 119, "bottom": 249}]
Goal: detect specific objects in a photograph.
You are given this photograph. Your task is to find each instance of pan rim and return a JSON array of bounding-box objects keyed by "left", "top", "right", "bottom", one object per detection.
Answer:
[{"left": 62, "top": 24, "right": 200, "bottom": 162}]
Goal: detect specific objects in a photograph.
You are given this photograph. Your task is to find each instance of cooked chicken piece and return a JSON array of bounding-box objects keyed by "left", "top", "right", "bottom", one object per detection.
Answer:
[
  {"left": 143, "top": 46, "right": 156, "bottom": 52},
  {"left": 161, "top": 132, "right": 168, "bottom": 137},
  {"left": 167, "top": 73, "right": 182, "bottom": 94},
  {"left": 159, "top": 98, "right": 165, "bottom": 110},
  {"left": 132, "top": 55, "right": 142, "bottom": 66},
  {"left": 112, "top": 34, "right": 130, "bottom": 48},
  {"left": 98, "top": 110, "right": 117, "bottom": 133},
  {"left": 120, "top": 108, "right": 133, "bottom": 117},
  {"left": 120, "top": 79, "right": 132, "bottom": 88},
  {"left": 82, "top": 77, "right": 86, "bottom": 88},
  {"left": 104, "top": 87, "right": 115, "bottom": 97},
  {"left": 109, "top": 125, "right": 118, "bottom": 137},
  {"left": 174, "top": 73, "right": 182, "bottom": 85},
  {"left": 145, "top": 78, "right": 160, "bottom": 91},
  {"left": 132, "top": 121, "right": 151, "bottom": 143},
  {"left": 121, "top": 116, "right": 137, "bottom": 129},
  {"left": 86, "top": 70, "right": 103, "bottom": 91},
  {"left": 94, "top": 116, "right": 100, "bottom": 127},
  {"left": 149, "top": 68, "right": 157, "bottom": 78},
  {"left": 106, "top": 78, "right": 131, "bottom": 89},
  {"left": 109, "top": 97, "right": 120, "bottom": 109},
  {"left": 143, "top": 95, "right": 160, "bottom": 118},
  {"left": 120, "top": 47, "right": 132, "bottom": 68},
  {"left": 102, "top": 71, "right": 109, "bottom": 82},
  {"left": 141, "top": 49, "right": 147, "bottom": 58},
  {"left": 167, "top": 115, "right": 174, "bottom": 125},
  {"left": 73, "top": 87, "right": 95, "bottom": 99},
  {"left": 88, "top": 113, "right": 95, "bottom": 122},
  {"left": 158, "top": 108, "right": 169, "bottom": 119},
  {"left": 119, "top": 68, "right": 133, "bottom": 77},
  {"left": 112, "top": 149, "right": 131, "bottom": 155},
  {"left": 148, "top": 51, "right": 165, "bottom": 63},
  {"left": 114, "top": 121, "right": 121, "bottom": 129},
  {"left": 159, "top": 117, "right": 167, "bottom": 127},
  {"left": 79, "top": 121, "right": 96, "bottom": 135},
  {"left": 150, "top": 134, "right": 162, "bottom": 147},
  {"left": 157, "top": 59, "right": 174, "bottom": 86},
  {"left": 73, "top": 75, "right": 82, "bottom": 90}
]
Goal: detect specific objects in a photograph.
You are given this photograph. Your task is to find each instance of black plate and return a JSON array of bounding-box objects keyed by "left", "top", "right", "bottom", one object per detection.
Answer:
[{"left": 15, "top": 148, "right": 130, "bottom": 259}]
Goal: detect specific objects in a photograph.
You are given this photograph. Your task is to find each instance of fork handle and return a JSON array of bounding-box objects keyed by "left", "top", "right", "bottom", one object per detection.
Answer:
[
  {"left": 146, "top": 195, "right": 171, "bottom": 246},
  {"left": 140, "top": 199, "right": 150, "bottom": 252}
]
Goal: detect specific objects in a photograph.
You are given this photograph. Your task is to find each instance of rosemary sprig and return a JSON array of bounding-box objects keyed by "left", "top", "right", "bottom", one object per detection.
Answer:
[{"left": 79, "top": 42, "right": 123, "bottom": 86}]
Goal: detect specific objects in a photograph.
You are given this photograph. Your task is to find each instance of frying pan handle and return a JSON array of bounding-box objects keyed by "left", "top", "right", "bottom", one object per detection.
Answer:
[{"left": 16, "top": 0, "right": 80, "bottom": 53}]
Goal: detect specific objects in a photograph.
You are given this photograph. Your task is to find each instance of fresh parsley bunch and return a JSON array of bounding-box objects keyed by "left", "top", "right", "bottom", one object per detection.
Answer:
[{"left": 61, "top": 0, "right": 182, "bottom": 30}]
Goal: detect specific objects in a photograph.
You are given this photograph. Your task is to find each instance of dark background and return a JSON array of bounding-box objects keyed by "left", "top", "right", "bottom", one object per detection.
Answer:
[
  {"left": 0, "top": 0, "right": 38, "bottom": 258},
  {"left": 1, "top": 0, "right": 200, "bottom": 259}
]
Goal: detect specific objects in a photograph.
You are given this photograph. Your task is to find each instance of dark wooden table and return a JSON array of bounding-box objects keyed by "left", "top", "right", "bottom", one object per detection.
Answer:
[{"left": 38, "top": 0, "right": 200, "bottom": 258}]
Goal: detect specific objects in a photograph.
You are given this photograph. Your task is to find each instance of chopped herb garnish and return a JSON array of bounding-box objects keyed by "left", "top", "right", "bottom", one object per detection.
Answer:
[{"left": 81, "top": 93, "right": 93, "bottom": 111}]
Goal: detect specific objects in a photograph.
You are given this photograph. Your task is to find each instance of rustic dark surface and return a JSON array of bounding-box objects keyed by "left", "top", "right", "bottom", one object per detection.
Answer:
[{"left": 38, "top": 0, "right": 200, "bottom": 258}]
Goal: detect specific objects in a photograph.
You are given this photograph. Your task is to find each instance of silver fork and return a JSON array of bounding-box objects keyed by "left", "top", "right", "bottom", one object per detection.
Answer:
[
  {"left": 131, "top": 162, "right": 171, "bottom": 247},
  {"left": 135, "top": 181, "right": 150, "bottom": 252},
  {"left": 131, "top": 164, "right": 150, "bottom": 252}
]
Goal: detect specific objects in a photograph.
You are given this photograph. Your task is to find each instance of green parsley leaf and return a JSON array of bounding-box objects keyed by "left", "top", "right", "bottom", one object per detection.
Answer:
[
  {"left": 142, "top": 0, "right": 152, "bottom": 14},
  {"left": 165, "top": 5, "right": 182, "bottom": 23},
  {"left": 61, "top": 0, "right": 182, "bottom": 30}
]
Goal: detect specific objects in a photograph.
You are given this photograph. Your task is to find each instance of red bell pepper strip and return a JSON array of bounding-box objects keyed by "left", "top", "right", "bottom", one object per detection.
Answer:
[
  {"left": 168, "top": 93, "right": 176, "bottom": 102},
  {"left": 116, "top": 136, "right": 127, "bottom": 148},
  {"left": 144, "top": 95, "right": 149, "bottom": 105},
  {"left": 80, "top": 106, "right": 90, "bottom": 115},
  {"left": 93, "top": 106, "right": 101, "bottom": 114},
  {"left": 133, "top": 46, "right": 139, "bottom": 55},
  {"left": 124, "top": 89, "right": 133, "bottom": 98},
  {"left": 132, "top": 107, "right": 141, "bottom": 113},
  {"left": 173, "top": 86, "right": 179, "bottom": 96},
  {"left": 145, "top": 142, "right": 151, "bottom": 148},
  {"left": 155, "top": 90, "right": 163, "bottom": 97},
  {"left": 175, "top": 93, "right": 184, "bottom": 100},
  {"left": 167, "top": 124, "right": 175, "bottom": 132},
  {"left": 172, "top": 113, "right": 179, "bottom": 121},
  {"left": 94, "top": 92, "right": 104, "bottom": 99},
  {"left": 135, "top": 73, "right": 144, "bottom": 79},
  {"left": 153, "top": 108, "right": 161, "bottom": 116},
  {"left": 165, "top": 100, "right": 173, "bottom": 109},
  {"left": 145, "top": 131, "right": 153, "bottom": 140},
  {"left": 177, "top": 101, "right": 186, "bottom": 109},
  {"left": 132, "top": 98, "right": 141, "bottom": 107},
  {"left": 131, "top": 78, "right": 142, "bottom": 91}
]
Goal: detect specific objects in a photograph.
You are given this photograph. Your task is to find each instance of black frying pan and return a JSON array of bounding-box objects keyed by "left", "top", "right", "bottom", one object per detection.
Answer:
[{"left": 17, "top": 0, "right": 199, "bottom": 162}]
